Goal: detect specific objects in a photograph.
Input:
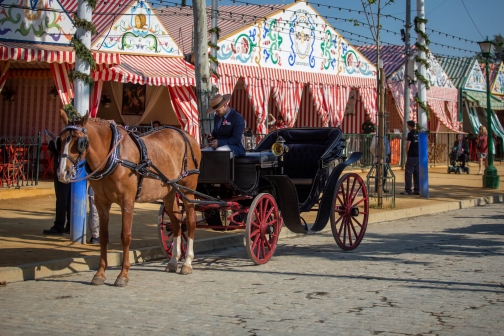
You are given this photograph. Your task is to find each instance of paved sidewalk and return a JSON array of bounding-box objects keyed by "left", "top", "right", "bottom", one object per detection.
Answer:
[
  {"left": 1, "top": 204, "right": 503, "bottom": 335},
  {"left": 0, "top": 163, "right": 502, "bottom": 283}
]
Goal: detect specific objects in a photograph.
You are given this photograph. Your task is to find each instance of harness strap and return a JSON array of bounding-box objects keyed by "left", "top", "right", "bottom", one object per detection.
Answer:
[{"left": 123, "top": 126, "right": 200, "bottom": 200}]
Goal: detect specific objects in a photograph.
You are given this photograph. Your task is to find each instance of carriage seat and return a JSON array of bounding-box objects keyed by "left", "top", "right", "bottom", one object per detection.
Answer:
[{"left": 234, "top": 151, "right": 277, "bottom": 167}]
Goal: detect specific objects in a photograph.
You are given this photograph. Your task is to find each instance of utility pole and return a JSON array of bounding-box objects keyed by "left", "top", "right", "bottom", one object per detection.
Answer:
[
  {"left": 375, "top": 2, "right": 385, "bottom": 208},
  {"left": 210, "top": 0, "right": 218, "bottom": 73},
  {"left": 416, "top": 0, "right": 429, "bottom": 198},
  {"left": 401, "top": 0, "right": 411, "bottom": 170},
  {"left": 70, "top": 0, "right": 92, "bottom": 243},
  {"left": 377, "top": 65, "right": 385, "bottom": 208},
  {"left": 193, "top": 0, "right": 211, "bottom": 138}
]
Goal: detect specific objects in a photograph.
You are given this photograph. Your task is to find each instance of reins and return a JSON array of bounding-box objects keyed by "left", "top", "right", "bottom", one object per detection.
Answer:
[{"left": 67, "top": 134, "right": 125, "bottom": 183}]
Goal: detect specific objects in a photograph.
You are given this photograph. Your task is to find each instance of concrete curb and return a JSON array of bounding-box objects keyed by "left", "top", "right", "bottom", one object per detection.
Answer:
[{"left": 1, "top": 193, "right": 503, "bottom": 284}]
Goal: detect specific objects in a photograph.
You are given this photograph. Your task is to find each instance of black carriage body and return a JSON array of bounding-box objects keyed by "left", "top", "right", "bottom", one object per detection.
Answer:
[
  {"left": 159, "top": 128, "right": 368, "bottom": 264},
  {"left": 197, "top": 127, "right": 350, "bottom": 210}
]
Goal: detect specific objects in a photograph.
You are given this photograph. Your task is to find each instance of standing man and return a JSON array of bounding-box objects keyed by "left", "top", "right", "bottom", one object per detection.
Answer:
[
  {"left": 401, "top": 120, "right": 419, "bottom": 195},
  {"left": 204, "top": 94, "right": 246, "bottom": 157},
  {"left": 361, "top": 114, "right": 376, "bottom": 166},
  {"left": 42, "top": 133, "right": 71, "bottom": 235}
]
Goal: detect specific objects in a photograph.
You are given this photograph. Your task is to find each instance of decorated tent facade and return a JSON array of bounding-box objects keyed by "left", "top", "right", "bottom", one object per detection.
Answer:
[
  {"left": 489, "top": 61, "right": 504, "bottom": 141},
  {"left": 158, "top": 1, "right": 378, "bottom": 136},
  {"left": 0, "top": 0, "right": 120, "bottom": 137},
  {"left": 437, "top": 56, "right": 504, "bottom": 142},
  {"left": 0, "top": 0, "right": 201, "bottom": 141},
  {"left": 357, "top": 45, "right": 460, "bottom": 133}
]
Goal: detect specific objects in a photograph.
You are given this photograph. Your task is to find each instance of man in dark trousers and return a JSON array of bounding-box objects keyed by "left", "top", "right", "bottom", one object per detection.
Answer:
[
  {"left": 361, "top": 114, "right": 376, "bottom": 166},
  {"left": 204, "top": 93, "right": 246, "bottom": 157},
  {"left": 401, "top": 120, "right": 419, "bottom": 195},
  {"left": 43, "top": 133, "right": 71, "bottom": 235}
]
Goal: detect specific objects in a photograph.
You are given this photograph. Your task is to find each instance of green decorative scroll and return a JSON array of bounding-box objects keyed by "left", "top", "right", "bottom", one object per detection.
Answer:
[
  {"left": 414, "top": 16, "right": 431, "bottom": 120},
  {"left": 69, "top": 1, "right": 98, "bottom": 91}
]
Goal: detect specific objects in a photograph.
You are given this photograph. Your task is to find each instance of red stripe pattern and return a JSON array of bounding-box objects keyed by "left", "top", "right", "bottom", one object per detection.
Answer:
[
  {"left": 90, "top": 80, "right": 103, "bottom": 118},
  {"left": 219, "top": 63, "right": 376, "bottom": 88},
  {"left": 168, "top": 86, "right": 200, "bottom": 144},
  {"left": 0, "top": 77, "right": 64, "bottom": 137},
  {"left": 50, "top": 63, "right": 74, "bottom": 106},
  {"left": 0, "top": 41, "right": 119, "bottom": 65},
  {"left": 93, "top": 55, "right": 195, "bottom": 86}
]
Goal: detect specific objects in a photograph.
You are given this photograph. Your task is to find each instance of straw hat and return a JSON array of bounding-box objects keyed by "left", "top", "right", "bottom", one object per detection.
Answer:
[{"left": 206, "top": 94, "right": 231, "bottom": 114}]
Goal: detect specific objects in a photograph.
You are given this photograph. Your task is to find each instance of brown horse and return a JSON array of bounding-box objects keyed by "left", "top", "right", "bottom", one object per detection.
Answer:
[{"left": 56, "top": 110, "right": 201, "bottom": 286}]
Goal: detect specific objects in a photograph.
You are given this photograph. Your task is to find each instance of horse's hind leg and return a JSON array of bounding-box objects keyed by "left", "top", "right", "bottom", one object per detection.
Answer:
[
  {"left": 91, "top": 198, "right": 111, "bottom": 286},
  {"left": 165, "top": 191, "right": 182, "bottom": 273},
  {"left": 114, "top": 198, "right": 135, "bottom": 287},
  {"left": 180, "top": 194, "right": 196, "bottom": 275}
]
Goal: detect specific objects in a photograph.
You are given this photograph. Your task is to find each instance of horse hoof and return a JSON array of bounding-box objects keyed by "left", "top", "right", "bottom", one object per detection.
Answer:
[
  {"left": 180, "top": 265, "right": 193, "bottom": 275},
  {"left": 165, "top": 263, "right": 178, "bottom": 273},
  {"left": 90, "top": 276, "right": 106, "bottom": 286},
  {"left": 114, "top": 277, "right": 129, "bottom": 287}
]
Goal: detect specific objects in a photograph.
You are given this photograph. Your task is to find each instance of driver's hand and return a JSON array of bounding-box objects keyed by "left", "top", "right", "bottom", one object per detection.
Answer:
[{"left": 209, "top": 139, "right": 219, "bottom": 149}]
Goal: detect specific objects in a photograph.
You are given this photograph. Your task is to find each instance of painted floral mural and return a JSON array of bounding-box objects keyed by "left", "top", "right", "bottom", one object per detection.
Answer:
[
  {"left": 0, "top": 0, "right": 74, "bottom": 44},
  {"left": 217, "top": 2, "right": 376, "bottom": 78},
  {"left": 93, "top": 0, "right": 179, "bottom": 56}
]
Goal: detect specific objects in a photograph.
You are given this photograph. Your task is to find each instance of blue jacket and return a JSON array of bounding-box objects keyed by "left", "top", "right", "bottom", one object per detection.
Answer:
[{"left": 211, "top": 108, "right": 246, "bottom": 156}]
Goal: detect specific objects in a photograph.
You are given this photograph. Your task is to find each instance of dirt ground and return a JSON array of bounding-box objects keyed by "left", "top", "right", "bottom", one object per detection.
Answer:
[
  {"left": 0, "top": 162, "right": 502, "bottom": 268},
  {"left": 0, "top": 196, "right": 240, "bottom": 267}
]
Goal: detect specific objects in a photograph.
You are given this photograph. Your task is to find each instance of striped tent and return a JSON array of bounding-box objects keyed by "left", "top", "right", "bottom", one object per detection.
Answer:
[
  {"left": 159, "top": 4, "right": 378, "bottom": 135},
  {"left": 358, "top": 45, "right": 460, "bottom": 132}
]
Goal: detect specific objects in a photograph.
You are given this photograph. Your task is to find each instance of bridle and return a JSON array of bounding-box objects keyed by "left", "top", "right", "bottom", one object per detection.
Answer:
[
  {"left": 60, "top": 124, "right": 89, "bottom": 179},
  {"left": 59, "top": 120, "right": 123, "bottom": 182}
]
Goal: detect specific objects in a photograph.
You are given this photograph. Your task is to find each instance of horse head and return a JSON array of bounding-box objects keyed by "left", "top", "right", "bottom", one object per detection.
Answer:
[{"left": 57, "top": 109, "right": 90, "bottom": 183}]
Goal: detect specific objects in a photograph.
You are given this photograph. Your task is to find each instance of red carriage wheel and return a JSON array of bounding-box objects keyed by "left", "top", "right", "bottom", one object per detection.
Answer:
[
  {"left": 157, "top": 201, "right": 187, "bottom": 259},
  {"left": 246, "top": 193, "right": 282, "bottom": 265},
  {"left": 330, "top": 173, "right": 369, "bottom": 251}
]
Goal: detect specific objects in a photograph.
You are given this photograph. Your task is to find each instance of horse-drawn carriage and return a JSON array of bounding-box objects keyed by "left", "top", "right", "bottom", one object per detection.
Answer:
[
  {"left": 158, "top": 127, "right": 369, "bottom": 265},
  {"left": 57, "top": 111, "right": 369, "bottom": 286}
]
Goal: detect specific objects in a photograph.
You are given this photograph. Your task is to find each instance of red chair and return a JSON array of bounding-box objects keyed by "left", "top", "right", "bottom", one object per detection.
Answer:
[
  {"left": 40, "top": 143, "right": 55, "bottom": 179},
  {"left": 11, "top": 146, "right": 29, "bottom": 182}
]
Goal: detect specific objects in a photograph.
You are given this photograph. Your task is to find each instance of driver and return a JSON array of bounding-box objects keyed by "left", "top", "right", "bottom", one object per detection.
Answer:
[{"left": 204, "top": 94, "right": 246, "bottom": 157}]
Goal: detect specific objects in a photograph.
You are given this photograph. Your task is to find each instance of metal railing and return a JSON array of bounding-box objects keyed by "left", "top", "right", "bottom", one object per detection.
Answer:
[
  {"left": 341, "top": 134, "right": 404, "bottom": 168},
  {"left": 0, "top": 133, "right": 41, "bottom": 188}
]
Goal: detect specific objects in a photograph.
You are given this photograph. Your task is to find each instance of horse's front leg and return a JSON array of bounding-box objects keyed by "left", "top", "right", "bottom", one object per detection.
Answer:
[
  {"left": 165, "top": 192, "right": 182, "bottom": 273},
  {"left": 91, "top": 199, "right": 111, "bottom": 286},
  {"left": 114, "top": 198, "right": 135, "bottom": 287},
  {"left": 180, "top": 199, "right": 196, "bottom": 275}
]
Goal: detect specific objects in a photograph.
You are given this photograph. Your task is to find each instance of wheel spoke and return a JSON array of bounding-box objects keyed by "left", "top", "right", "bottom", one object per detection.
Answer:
[
  {"left": 336, "top": 215, "right": 345, "bottom": 236},
  {"left": 264, "top": 205, "right": 274, "bottom": 222},
  {"left": 261, "top": 242, "right": 267, "bottom": 259},
  {"left": 348, "top": 218, "right": 359, "bottom": 240},
  {"left": 350, "top": 216, "right": 363, "bottom": 228},
  {"left": 349, "top": 178, "right": 357, "bottom": 203},
  {"left": 341, "top": 217, "right": 348, "bottom": 245},
  {"left": 345, "top": 178, "right": 350, "bottom": 204},
  {"left": 337, "top": 194, "right": 345, "bottom": 207},
  {"left": 339, "top": 185, "right": 346, "bottom": 205},
  {"left": 264, "top": 238, "right": 272, "bottom": 251},
  {"left": 347, "top": 220, "right": 354, "bottom": 246},
  {"left": 352, "top": 197, "right": 366, "bottom": 207},
  {"left": 350, "top": 185, "right": 363, "bottom": 204}
]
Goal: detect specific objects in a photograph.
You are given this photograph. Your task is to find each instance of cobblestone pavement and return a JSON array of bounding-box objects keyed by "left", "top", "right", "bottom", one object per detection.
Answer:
[{"left": 1, "top": 204, "right": 503, "bottom": 335}]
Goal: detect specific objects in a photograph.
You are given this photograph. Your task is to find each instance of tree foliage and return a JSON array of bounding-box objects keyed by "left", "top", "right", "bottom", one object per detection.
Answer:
[{"left": 492, "top": 34, "right": 504, "bottom": 63}]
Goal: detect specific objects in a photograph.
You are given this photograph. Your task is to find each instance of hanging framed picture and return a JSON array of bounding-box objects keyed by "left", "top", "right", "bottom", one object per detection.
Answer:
[{"left": 122, "top": 83, "right": 146, "bottom": 115}]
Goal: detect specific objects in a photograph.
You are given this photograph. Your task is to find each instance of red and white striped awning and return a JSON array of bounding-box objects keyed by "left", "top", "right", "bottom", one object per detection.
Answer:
[
  {"left": 0, "top": 41, "right": 120, "bottom": 65},
  {"left": 219, "top": 63, "right": 376, "bottom": 88},
  {"left": 92, "top": 55, "right": 195, "bottom": 86}
]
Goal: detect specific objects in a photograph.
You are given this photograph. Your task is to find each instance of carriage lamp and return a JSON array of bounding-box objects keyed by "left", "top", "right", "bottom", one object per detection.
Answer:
[
  {"left": 244, "top": 129, "right": 254, "bottom": 150},
  {"left": 271, "top": 136, "right": 289, "bottom": 174},
  {"left": 478, "top": 37, "right": 500, "bottom": 189}
]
